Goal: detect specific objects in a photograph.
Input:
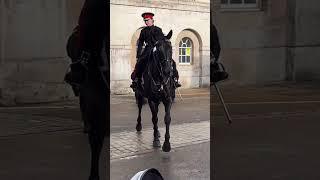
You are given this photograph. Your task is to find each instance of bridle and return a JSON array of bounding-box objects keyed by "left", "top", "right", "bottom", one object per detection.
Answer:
[{"left": 148, "top": 40, "right": 172, "bottom": 92}]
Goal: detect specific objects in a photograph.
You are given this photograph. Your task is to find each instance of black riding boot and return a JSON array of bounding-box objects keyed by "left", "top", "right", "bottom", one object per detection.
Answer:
[
  {"left": 174, "top": 77, "right": 181, "bottom": 88},
  {"left": 130, "top": 78, "right": 142, "bottom": 92}
]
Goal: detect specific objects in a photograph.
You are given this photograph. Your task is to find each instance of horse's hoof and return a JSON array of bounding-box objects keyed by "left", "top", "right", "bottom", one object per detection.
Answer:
[
  {"left": 136, "top": 123, "right": 142, "bottom": 132},
  {"left": 162, "top": 141, "right": 171, "bottom": 152},
  {"left": 153, "top": 140, "right": 161, "bottom": 148}
]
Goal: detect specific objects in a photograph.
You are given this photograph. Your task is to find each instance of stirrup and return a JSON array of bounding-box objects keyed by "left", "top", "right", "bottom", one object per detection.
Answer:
[{"left": 174, "top": 78, "right": 181, "bottom": 88}]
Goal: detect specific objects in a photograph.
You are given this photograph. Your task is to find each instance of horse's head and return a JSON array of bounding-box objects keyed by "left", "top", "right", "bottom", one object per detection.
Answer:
[
  {"left": 146, "top": 30, "right": 174, "bottom": 98},
  {"left": 153, "top": 30, "right": 173, "bottom": 76}
]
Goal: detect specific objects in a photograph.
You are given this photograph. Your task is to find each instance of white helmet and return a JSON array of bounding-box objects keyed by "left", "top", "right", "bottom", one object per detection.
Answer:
[{"left": 130, "top": 168, "right": 163, "bottom": 180}]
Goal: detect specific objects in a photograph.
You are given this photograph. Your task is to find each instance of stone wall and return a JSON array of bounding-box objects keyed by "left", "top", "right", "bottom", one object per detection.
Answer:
[
  {"left": 0, "top": 0, "right": 209, "bottom": 105},
  {"left": 212, "top": 0, "right": 320, "bottom": 85},
  {"left": 291, "top": 0, "right": 320, "bottom": 81},
  {"left": 0, "top": 0, "right": 83, "bottom": 105},
  {"left": 212, "top": 0, "right": 288, "bottom": 85},
  {"left": 110, "top": 0, "right": 210, "bottom": 94}
]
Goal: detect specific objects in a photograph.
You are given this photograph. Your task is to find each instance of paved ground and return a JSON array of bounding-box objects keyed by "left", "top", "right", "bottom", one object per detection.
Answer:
[
  {"left": 0, "top": 107, "right": 107, "bottom": 180},
  {"left": 111, "top": 121, "right": 209, "bottom": 160},
  {"left": 0, "top": 88, "right": 210, "bottom": 180},
  {"left": 2, "top": 81, "right": 320, "bottom": 180},
  {"left": 111, "top": 142, "right": 210, "bottom": 180},
  {"left": 110, "top": 89, "right": 209, "bottom": 133},
  {"left": 110, "top": 88, "right": 210, "bottom": 179},
  {"left": 212, "top": 82, "right": 320, "bottom": 180}
]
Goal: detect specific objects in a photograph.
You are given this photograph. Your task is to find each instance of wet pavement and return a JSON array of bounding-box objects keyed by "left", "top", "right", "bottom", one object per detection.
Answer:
[
  {"left": 111, "top": 142, "right": 210, "bottom": 180},
  {"left": 2, "top": 82, "right": 320, "bottom": 180},
  {"left": 110, "top": 88, "right": 210, "bottom": 179},
  {"left": 111, "top": 121, "right": 209, "bottom": 160},
  {"left": 212, "top": 82, "right": 320, "bottom": 180},
  {"left": 0, "top": 88, "right": 210, "bottom": 180},
  {"left": 0, "top": 107, "right": 107, "bottom": 180}
]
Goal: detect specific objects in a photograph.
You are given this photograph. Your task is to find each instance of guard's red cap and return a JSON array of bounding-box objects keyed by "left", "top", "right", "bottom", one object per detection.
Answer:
[{"left": 142, "top": 12, "right": 154, "bottom": 20}]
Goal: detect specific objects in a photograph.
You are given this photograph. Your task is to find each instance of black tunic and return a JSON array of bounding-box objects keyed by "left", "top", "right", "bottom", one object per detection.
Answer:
[
  {"left": 210, "top": 23, "right": 221, "bottom": 61},
  {"left": 136, "top": 25, "right": 165, "bottom": 58},
  {"left": 78, "top": 0, "right": 106, "bottom": 54}
]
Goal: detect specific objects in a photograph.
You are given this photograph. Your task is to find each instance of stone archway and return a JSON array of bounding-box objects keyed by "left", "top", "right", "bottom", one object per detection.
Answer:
[{"left": 175, "top": 29, "right": 203, "bottom": 88}]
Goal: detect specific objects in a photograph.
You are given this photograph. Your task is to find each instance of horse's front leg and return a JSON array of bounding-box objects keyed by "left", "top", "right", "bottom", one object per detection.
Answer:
[
  {"left": 88, "top": 130, "right": 104, "bottom": 180},
  {"left": 149, "top": 100, "right": 161, "bottom": 147},
  {"left": 162, "top": 98, "right": 172, "bottom": 152},
  {"left": 136, "top": 93, "right": 144, "bottom": 132}
]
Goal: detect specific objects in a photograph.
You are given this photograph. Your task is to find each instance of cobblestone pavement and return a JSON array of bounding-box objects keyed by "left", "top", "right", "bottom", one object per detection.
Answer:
[
  {"left": 111, "top": 121, "right": 209, "bottom": 161},
  {"left": 212, "top": 82, "right": 320, "bottom": 180},
  {"left": 0, "top": 88, "right": 210, "bottom": 180},
  {"left": 0, "top": 103, "right": 84, "bottom": 139},
  {"left": 109, "top": 88, "right": 211, "bottom": 179},
  {"left": 2, "top": 82, "right": 320, "bottom": 179},
  {"left": 211, "top": 81, "right": 320, "bottom": 103},
  {"left": 111, "top": 142, "right": 210, "bottom": 180}
]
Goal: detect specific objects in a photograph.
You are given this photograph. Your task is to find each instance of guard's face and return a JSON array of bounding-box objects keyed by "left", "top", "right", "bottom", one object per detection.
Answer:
[{"left": 144, "top": 18, "right": 154, "bottom": 26}]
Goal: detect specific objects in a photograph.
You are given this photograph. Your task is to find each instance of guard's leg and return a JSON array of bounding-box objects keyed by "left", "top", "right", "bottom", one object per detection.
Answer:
[{"left": 172, "top": 60, "right": 181, "bottom": 87}]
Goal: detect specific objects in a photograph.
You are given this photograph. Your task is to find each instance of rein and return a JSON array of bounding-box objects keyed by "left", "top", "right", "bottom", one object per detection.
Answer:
[{"left": 148, "top": 43, "right": 172, "bottom": 91}]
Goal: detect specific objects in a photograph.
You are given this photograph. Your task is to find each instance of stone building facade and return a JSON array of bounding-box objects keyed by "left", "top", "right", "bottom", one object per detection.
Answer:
[
  {"left": 110, "top": 0, "right": 210, "bottom": 94},
  {"left": 212, "top": 0, "right": 320, "bottom": 85},
  {"left": 0, "top": 0, "right": 209, "bottom": 105},
  {"left": 2, "top": 0, "right": 318, "bottom": 105},
  {"left": 0, "top": 0, "right": 73, "bottom": 105}
]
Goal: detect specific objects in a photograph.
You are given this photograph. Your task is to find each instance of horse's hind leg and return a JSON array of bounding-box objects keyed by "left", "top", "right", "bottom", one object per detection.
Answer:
[
  {"left": 86, "top": 89, "right": 107, "bottom": 180},
  {"left": 136, "top": 93, "right": 143, "bottom": 132},
  {"left": 149, "top": 100, "right": 161, "bottom": 147},
  {"left": 88, "top": 129, "right": 105, "bottom": 180},
  {"left": 80, "top": 93, "right": 90, "bottom": 133},
  {"left": 162, "top": 99, "right": 172, "bottom": 152}
]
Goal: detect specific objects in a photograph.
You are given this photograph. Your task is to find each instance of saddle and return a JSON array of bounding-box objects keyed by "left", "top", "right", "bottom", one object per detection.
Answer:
[
  {"left": 64, "top": 26, "right": 108, "bottom": 95},
  {"left": 211, "top": 60, "right": 229, "bottom": 83}
]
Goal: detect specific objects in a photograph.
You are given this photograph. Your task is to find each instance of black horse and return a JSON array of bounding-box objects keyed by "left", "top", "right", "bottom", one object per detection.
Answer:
[
  {"left": 66, "top": 38, "right": 108, "bottom": 180},
  {"left": 135, "top": 30, "right": 175, "bottom": 152},
  {"left": 78, "top": 48, "right": 108, "bottom": 180}
]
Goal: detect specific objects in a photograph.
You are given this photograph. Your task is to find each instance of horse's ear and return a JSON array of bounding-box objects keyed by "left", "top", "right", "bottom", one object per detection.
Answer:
[{"left": 166, "top": 30, "right": 173, "bottom": 39}]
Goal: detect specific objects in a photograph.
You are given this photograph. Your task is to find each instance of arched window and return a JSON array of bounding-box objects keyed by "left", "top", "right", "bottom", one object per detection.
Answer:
[{"left": 179, "top": 37, "right": 193, "bottom": 64}]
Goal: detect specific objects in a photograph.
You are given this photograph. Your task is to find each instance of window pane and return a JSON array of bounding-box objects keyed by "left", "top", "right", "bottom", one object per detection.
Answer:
[
  {"left": 186, "top": 56, "right": 190, "bottom": 63},
  {"left": 182, "top": 48, "right": 186, "bottom": 55},
  {"left": 230, "top": 0, "right": 242, "bottom": 3},
  {"left": 244, "top": 0, "right": 256, "bottom": 3},
  {"left": 186, "top": 40, "right": 192, "bottom": 47},
  {"left": 179, "top": 56, "right": 182, "bottom": 63},
  {"left": 179, "top": 48, "right": 182, "bottom": 55},
  {"left": 221, "top": 0, "right": 228, "bottom": 4},
  {"left": 182, "top": 56, "right": 185, "bottom": 63}
]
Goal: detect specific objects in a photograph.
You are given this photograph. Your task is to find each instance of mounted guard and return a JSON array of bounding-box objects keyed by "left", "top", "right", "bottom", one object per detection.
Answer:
[{"left": 130, "top": 12, "right": 181, "bottom": 92}]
